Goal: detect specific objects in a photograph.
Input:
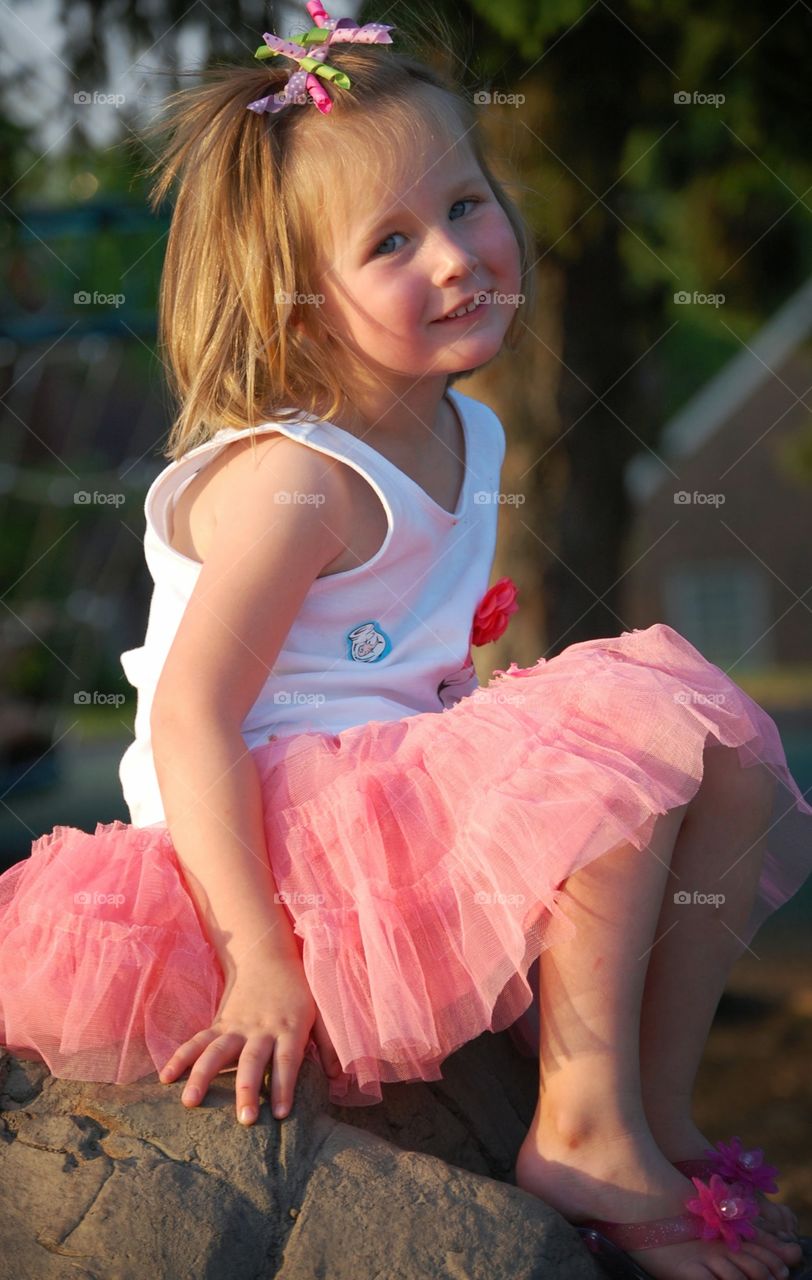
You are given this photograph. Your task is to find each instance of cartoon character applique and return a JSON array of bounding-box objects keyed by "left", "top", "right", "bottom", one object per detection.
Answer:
[{"left": 346, "top": 620, "right": 392, "bottom": 663}]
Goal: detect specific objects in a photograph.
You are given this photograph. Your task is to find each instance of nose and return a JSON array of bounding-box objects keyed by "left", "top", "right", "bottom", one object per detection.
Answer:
[{"left": 428, "top": 225, "right": 480, "bottom": 287}]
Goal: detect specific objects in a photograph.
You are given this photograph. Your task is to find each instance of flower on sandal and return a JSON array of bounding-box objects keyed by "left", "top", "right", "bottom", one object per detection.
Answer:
[
  {"left": 703, "top": 1137, "right": 780, "bottom": 1195},
  {"left": 684, "top": 1174, "right": 760, "bottom": 1251},
  {"left": 472, "top": 577, "right": 519, "bottom": 647}
]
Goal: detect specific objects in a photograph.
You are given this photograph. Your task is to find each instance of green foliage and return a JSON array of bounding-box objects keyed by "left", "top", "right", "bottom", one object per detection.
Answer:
[{"left": 466, "top": 0, "right": 589, "bottom": 55}]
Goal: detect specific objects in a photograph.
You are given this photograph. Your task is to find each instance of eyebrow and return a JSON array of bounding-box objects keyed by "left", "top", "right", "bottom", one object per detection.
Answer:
[{"left": 358, "top": 171, "right": 489, "bottom": 244}]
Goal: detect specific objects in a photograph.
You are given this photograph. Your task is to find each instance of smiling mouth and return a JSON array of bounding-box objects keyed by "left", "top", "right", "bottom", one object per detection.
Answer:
[{"left": 433, "top": 292, "right": 491, "bottom": 322}]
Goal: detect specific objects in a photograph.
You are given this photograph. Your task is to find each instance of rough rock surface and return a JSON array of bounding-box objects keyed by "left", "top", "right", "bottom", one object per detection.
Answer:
[{"left": 0, "top": 1029, "right": 603, "bottom": 1280}]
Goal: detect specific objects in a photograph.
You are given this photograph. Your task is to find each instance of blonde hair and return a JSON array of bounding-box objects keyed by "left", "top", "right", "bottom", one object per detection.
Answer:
[{"left": 137, "top": 16, "right": 537, "bottom": 462}]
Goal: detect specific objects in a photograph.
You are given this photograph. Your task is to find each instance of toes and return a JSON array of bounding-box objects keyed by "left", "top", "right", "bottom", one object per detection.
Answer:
[
  {"left": 740, "top": 1241, "right": 792, "bottom": 1280},
  {"left": 763, "top": 1202, "right": 799, "bottom": 1237},
  {"left": 676, "top": 1255, "right": 731, "bottom": 1280},
  {"left": 780, "top": 1206, "right": 799, "bottom": 1234},
  {"left": 753, "top": 1227, "right": 802, "bottom": 1262},
  {"left": 732, "top": 1255, "right": 774, "bottom": 1280},
  {"left": 705, "top": 1255, "right": 762, "bottom": 1280},
  {"left": 757, "top": 1218, "right": 788, "bottom": 1242}
]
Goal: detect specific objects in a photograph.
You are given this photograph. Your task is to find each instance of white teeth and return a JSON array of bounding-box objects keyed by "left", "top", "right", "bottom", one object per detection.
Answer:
[{"left": 443, "top": 296, "right": 485, "bottom": 319}]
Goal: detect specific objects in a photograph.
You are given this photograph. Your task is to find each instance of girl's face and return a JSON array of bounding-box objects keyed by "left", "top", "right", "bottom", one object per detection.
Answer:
[{"left": 314, "top": 132, "right": 524, "bottom": 387}]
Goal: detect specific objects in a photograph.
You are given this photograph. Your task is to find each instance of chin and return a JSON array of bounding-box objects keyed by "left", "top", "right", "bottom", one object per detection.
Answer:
[
  {"left": 445, "top": 336, "right": 507, "bottom": 373},
  {"left": 451, "top": 352, "right": 501, "bottom": 380}
]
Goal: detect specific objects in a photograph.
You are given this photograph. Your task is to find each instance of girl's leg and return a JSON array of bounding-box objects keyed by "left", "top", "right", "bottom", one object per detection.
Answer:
[
  {"left": 636, "top": 745, "right": 798, "bottom": 1235},
  {"left": 514, "top": 796, "right": 800, "bottom": 1280},
  {"left": 532, "top": 802, "right": 690, "bottom": 1144},
  {"left": 639, "top": 743, "right": 776, "bottom": 1142}
]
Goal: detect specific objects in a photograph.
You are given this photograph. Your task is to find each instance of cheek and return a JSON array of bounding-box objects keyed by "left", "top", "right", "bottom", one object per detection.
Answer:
[
  {"left": 321, "top": 270, "right": 422, "bottom": 345},
  {"left": 481, "top": 212, "right": 522, "bottom": 275},
  {"left": 359, "top": 271, "right": 425, "bottom": 330},
  {"left": 320, "top": 275, "right": 377, "bottom": 335}
]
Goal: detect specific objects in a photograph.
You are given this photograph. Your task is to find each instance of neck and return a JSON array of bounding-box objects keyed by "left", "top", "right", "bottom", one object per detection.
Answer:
[{"left": 324, "top": 376, "right": 450, "bottom": 442}]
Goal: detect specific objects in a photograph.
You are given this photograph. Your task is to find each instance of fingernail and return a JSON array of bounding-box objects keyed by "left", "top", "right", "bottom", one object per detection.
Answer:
[
  {"left": 239, "top": 1106, "right": 255, "bottom": 1124},
  {"left": 183, "top": 1087, "right": 200, "bottom": 1103},
  {"left": 274, "top": 1103, "right": 287, "bottom": 1118}
]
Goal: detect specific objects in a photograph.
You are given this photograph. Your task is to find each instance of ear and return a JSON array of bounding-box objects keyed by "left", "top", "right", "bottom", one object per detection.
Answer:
[{"left": 291, "top": 308, "right": 323, "bottom": 346}]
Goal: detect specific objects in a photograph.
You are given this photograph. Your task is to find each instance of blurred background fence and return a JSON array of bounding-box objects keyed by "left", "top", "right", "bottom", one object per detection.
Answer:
[{"left": 1, "top": 199, "right": 170, "bottom": 854}]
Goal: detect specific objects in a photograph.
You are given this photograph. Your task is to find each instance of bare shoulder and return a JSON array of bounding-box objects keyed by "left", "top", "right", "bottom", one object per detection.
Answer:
[
  {"left": 170, "top": 430, "right": 351, "bottom": 566},
  {"left": 151, "top": 432, "right": 351, "bottom": 729},
  {"left": 208, "top": 430, "right": 355, "bottom": 563},
  {"left": 211, "top": 431, "right": 345, "bottom": 519}
]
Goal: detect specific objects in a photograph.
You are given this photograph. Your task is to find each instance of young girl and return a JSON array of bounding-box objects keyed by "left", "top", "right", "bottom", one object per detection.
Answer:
[{"left": 1, "top": 6, "right": 810, "bottom": 1278}]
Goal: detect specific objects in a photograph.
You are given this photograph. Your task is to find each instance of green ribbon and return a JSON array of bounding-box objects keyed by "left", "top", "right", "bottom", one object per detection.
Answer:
[{"left": 253, "top": 41, "right": 352, "bottom": 91}]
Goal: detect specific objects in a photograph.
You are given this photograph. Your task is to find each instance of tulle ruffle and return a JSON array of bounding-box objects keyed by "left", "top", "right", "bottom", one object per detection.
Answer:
[
  {"left": 1, "top": 623, "right": 810, "bottom": 1107},
  {"left": 0, "top": 820, "right": 229, "bottom": 1083},
  {"left": 253, "top": 623, "right": 812, "bottom": 1103}
]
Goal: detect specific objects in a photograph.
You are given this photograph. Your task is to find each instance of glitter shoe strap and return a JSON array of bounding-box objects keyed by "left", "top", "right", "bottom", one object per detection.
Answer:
[{"left": 575, "top": 1212, "right": 703, "bottom": 1251}]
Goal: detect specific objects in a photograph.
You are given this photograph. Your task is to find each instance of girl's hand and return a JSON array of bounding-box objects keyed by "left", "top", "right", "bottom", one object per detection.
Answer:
[{"left": 157, "top": 953, "right": 342, "bottom": 1124}]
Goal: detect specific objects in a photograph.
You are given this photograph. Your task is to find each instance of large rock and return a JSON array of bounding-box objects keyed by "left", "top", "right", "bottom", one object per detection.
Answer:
[{"left": 0, "top": 1030, "right": 601, "bottom": 1280}]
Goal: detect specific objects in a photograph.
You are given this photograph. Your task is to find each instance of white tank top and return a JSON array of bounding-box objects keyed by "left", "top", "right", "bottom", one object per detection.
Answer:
[{"left": 118, "top": 387, "right": 506, "bottom": 827}]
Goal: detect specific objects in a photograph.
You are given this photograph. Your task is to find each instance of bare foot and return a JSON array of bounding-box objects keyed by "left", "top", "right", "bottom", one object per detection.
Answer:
[
  {"left": 515, "top": 1123, "right": 803, "bottom": 1280},
  {"left": 649, "top": 1117, "right": 800, "bottom": 1240}
]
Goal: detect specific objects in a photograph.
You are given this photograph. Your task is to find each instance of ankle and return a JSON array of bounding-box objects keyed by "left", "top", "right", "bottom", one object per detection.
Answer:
[{"left": 537, "top": 1092, "right": 650, "bottom": 1150}]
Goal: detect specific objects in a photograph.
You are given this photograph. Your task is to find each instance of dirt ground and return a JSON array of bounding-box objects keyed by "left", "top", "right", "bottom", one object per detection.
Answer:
[{"left": 692, "top": 946, "right": 812, "bottom": 1234}]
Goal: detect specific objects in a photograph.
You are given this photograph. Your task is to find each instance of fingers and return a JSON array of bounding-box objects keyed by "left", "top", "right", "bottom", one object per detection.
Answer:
[
  {"left": 158, "top": 1029, "right": 228, "bottom": 1096},
  {"left": 233, "top": 1035, "right": 275, "bottom": 1126},
  {"left": 159, "top": 1028, "right": 312, "bottom": 1125},
  {"left": 266, "top": 1031, "right": 306, "bottom": 1120},
  {"left": 181, "top": 1034, "right": 245, "bottom": 1106}
]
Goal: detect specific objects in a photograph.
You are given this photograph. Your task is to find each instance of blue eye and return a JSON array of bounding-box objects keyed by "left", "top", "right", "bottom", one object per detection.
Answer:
[
  {"left": 449, "top": 197, "right": 479, "bottom": 221},
  {"left": 373, "top": 231, "right": 406, "bottom": 258},
  {"left": 372, "top": 197, "right": 481, "bottom": 258}
]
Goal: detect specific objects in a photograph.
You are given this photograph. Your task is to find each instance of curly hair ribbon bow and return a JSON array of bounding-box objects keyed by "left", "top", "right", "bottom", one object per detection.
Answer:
[{"left": 247, "top": 0, "right": 395, "bottom": 116}]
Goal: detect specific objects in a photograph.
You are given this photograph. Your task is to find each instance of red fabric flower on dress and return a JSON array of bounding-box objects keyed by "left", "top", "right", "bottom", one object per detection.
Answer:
[
  {"left": 703, "top": 1137, "right": 780, "bottom": 1195},
  {"left": 684, "top": 1174, "right": 759, "bottom": 1251},
  {"left": 472, "top": 577, "right": 519, "bottom": 646}
]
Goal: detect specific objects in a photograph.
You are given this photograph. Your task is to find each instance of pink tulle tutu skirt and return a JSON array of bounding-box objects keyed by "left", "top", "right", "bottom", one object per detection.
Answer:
[{"left": 1, "top": 623, "right": 811, "bottom": 1107}]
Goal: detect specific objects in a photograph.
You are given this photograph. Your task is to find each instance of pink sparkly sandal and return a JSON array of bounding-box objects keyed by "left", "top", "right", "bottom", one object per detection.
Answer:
[
  {"left": 670, "top": 1135, "right": 781, "bottom": 1196},
  {"left": 575, "top": 1173, "right": 762, "bottom": 1279},
  {"left": 671, "top": 1136, "right": 810, "bottom": 1253}
]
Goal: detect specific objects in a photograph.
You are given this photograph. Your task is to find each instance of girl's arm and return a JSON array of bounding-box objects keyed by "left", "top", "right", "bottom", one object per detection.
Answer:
[
  {"left": 151, "top": 715, "right": 301, "bottom": 978},
  {"left": 150, "top": 436, "right": 348, "bottom": 1122},
  {"left": 149, "top": 434, "right": 349, "bottom": 982}
]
